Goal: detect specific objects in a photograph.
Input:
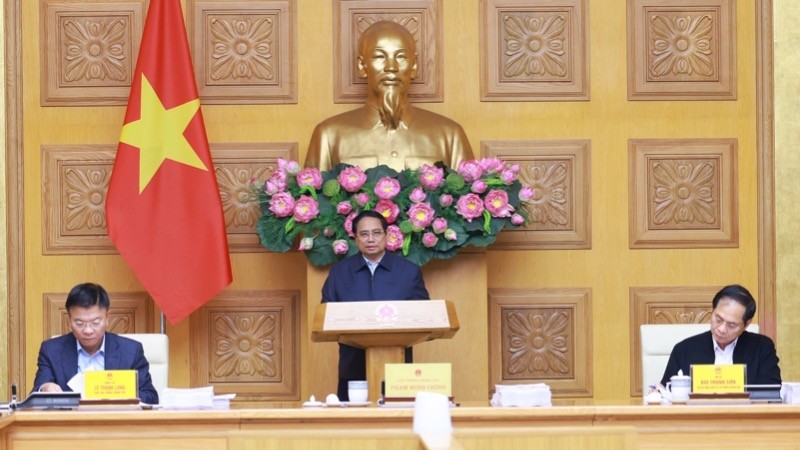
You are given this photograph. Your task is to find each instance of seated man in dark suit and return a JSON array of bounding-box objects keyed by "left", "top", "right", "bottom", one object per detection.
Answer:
[
  {"left": 660, "top": 284, "right": 781, "bottom": 387},
  {"left": 321, "top": 210, "right": 430, "bottom": 400},
  {"left": 32, "top": 283, "right": 159, "bottom": 404}
]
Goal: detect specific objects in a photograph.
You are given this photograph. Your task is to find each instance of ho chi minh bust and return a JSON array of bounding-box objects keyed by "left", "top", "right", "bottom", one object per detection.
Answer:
[{"left": 305, "top": 21, "right": 474, "bottom": 172}]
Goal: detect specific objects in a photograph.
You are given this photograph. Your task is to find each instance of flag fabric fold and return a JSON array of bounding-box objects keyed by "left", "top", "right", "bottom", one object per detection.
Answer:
[{"left": 106, "top": 0, "right": 232, "bottom": 324}]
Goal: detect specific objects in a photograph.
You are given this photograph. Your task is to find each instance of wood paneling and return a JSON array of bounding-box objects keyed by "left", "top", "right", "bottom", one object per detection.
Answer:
[
  {"left": 40, "top": 0, "right": 146, "bottom": 106},
  {"left": 483, "top": 139, "right": 591, "bottom": 249},
  {"left": 333, "top": 0, "right": 443, "bottom": 103},
  {"left": 480, "top": 0, "right": 589, "bottom": 101},
  {"left": 188, "top": 0, "right": 297, "bottom": 104},
  {"left": 629, "top": 138, "right": 738, "bottom": 248},
  {"left": 489, "top": 288, "right": 592, "bottom": 397},
  {"left": 190, "top": 290, "right": 301, "bottom": 401},
  {"left": 628, "top": 285, "right": 717, "bottom": 396},
  {"left": 627, "top": 0, "right": 736, "bottom": 100}
]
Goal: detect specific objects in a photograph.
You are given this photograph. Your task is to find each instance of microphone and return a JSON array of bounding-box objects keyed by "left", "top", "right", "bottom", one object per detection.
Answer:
[{"left": 10, "top": 384, "right": 17, "bottom": 409}]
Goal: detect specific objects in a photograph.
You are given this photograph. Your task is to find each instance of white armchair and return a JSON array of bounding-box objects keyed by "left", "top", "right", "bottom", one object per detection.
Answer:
[
  {"left": 640, "top": 323, "right": 758, "bottom": 394},
  {"left": 123, "top": 333, "right": 169, "bottom": 397}
]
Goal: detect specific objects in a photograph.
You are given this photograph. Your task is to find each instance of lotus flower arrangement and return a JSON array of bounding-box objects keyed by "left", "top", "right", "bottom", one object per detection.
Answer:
[{"left": 255, "top": 158, "right": 533, "bottom": 267}]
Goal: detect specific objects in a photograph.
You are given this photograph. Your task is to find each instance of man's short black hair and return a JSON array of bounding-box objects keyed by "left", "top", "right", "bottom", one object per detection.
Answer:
[
  {"left": 712, "top": 284, "right": 756, "bottom": 323},
  {"left": 65, "top": 283, "right": 110, "bottom": 311},
  {"left": 352, "top": 210, "right": 388, "bottom": 233}
]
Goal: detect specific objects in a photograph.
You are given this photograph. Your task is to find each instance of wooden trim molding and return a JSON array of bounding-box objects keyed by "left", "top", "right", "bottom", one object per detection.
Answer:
[
  {"left": 488, "top": 287, "right": 592, "bottom": 397},
  {"left": 628, "top": 138, "right": 739, "bottom": 249},
  {"left": 6, "top": 0, "right": 25, "bottom": 395},
  {"left": 756, "top": 0, "right": 776, "bottom": 340}
]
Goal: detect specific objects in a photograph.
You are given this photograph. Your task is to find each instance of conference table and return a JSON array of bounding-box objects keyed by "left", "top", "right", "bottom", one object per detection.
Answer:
[{"left": 0, "top": 401, "right": 799, "bottom": 449}]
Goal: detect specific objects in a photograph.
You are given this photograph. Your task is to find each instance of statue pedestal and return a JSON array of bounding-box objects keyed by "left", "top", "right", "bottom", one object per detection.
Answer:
[{"left": 306, "top": 250, "right": 487, "bottom": 402}]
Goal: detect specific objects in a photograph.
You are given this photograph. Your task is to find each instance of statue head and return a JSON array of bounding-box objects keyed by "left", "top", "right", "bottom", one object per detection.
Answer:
[{"left": 357, "top": 21, "right": 418, "bottom": 128}]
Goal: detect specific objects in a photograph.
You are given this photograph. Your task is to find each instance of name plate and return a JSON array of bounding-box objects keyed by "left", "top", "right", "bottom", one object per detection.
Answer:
[
  {"left": 84, "top": 370, "right": 138, "bottom": 399},
  {"left": 385, "top": 363, "right": 451, "bottom": 398},
  {"left": 691, "top": 364, "right": 746, "bottom": 393}
]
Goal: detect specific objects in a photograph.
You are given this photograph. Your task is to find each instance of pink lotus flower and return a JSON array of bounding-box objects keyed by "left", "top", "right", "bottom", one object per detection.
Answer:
[
  {"left": 422, "top": 232, "right": 438, "bottom": 248},
  {"left": 386, "top": 225, "right": 404, "bottom": 251},
  {"left": 323, "top": 227, "right": 334, "bottom": 237},
  {"left": 266, "top": 170, "right": 287, "bottom": 194},
  {"left": 374, "top": 199, "right": 400, "bottom": 223},
  {"left": 338, "top": 167, "right": 367, "bottom": 192},
  {"left": 277, "top": 158, "right": 301, "bottom": 175},
  {"left": 485, "top": 190, "right": 514, "bottom": 218},
  {"left": 355, "top": 192, "right": 370, "bottom": 207},
  {"left": 456, "top": 193, "right": 484, "bottom": 221},
  {"left": 457, "top": 160, "right": 484, "bottom": 183},
  {"left": 479, "top": 157, "right": 506, "bottom": 174},
  {"left": 296, "top": 167, "right": 323, "bottom": 189},
  {"left": 419, "top": 164, "right": 444, "bottom": 190},
  {"left": 519, "top": 187, "right": 535, "bottom": 202},
  {"left": 374, "top": 177, "right": 401, "bottom": 200},
  {"left": 439, "top": 194, "right": 454, "bottom": 207},
  {"left": 268, "top": 192, "right": 295, "bottom": 217},
  {"left": 344, "top": 212, "right": 358, "bottom": 237},
  {"left": 408, "top": 202, "right": 435, "bottom": 230},
  {"left": 471, "top": 180, "right": 488, "bottom": 194},
  {"left": 511, "top": 214, "right": 525, "bottom": 226},
  {"left": 500, "top": 170, "right": 516, "bottom": 185},
  {"left": 293, "top": 195, "right": 320, "bottom": 223},
  {"left": 432, "top": 218, "right": 448, "bottom": 234},
  {"left": 409, "top": 187, "right": 426, "bottom": 203},
  {"left": 444, "top": 229, "right": 457, "bottom": 241},
  {"left": 298, "top": 237, "right": 314, "bottom": 251},
  {"left": 332, "top": 239, "right": 349, "bottom": 254},
  {"left": 337, "top": 201, "right": 353, "bottom": 215}
]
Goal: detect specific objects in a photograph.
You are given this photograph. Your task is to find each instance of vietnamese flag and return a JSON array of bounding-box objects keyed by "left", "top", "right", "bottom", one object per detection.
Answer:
[{"left": 106, "top": 0, "right": 232, "bottom": 324}]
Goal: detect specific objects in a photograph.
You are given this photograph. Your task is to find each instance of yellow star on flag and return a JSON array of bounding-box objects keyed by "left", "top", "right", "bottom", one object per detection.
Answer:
[{"left": 119, "top": 74, "right": 207, "bottom": 193}]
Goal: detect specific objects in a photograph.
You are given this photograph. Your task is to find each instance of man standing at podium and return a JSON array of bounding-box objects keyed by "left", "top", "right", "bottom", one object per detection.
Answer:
[
  {"left": 32, "top": 283, "right": 159, "bottom": 404},
  {"left": 321, "top": 210, "right": 429, "bottom": 400}
]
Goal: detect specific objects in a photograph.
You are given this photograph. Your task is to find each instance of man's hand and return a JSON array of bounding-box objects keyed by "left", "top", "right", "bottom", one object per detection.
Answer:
[{"left": 39, "top": 382, "right": 62, "bottom": 392}]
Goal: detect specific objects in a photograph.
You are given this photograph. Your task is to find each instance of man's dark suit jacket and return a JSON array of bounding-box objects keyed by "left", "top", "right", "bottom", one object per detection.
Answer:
[
  {"left": 660, "top": 330, "right": 781, "bottom": 387},
  {"left": 321, "top": 252, "right": 430, "bottom": 390},
  {"left": 32, "top": 332, "right": 159, "bottom": 404}
]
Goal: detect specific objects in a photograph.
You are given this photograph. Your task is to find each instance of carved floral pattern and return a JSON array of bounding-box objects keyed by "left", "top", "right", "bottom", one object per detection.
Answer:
[
  {"left": 650, "top": 159, "right": 718, "bottom": 227},
  {"left": 502, "top": 13, "right": 567, "bottom": 78},
  {"left": 652, "top": 308, "right": 711, "bottom": 324},
  {"left": 216, "top": 165, "right": 271, "bottom": 230},
  {"left": 521, "top": 161, "right": 569, "bottom": 227},
  {"left": 209, "top": 16, "right": 274, "bottom": 82},
  {"left": 63, "top": 17, "right": 127, "bottom": 82},
  {"left": 213, "top": 313, "right": 278, "bottom": 379},
  {"left": 649, "top": 14, "right": 714, "bottom": 77},
  {"left": 64, "top": 167, "right": 110, "bottom": 232},
  {"left": 505, "top": 309, "right": 570, "bottom": 377}
]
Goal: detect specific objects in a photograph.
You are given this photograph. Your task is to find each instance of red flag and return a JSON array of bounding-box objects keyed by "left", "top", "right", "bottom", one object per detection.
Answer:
[{"left": 106, "top": 0, "right": 232, "bottom": 324}]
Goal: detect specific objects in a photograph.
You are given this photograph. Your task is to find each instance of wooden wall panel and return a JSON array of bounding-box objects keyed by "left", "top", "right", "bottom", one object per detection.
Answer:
[
  {"left": 333, "top": 0, "right": 443, "bottom": 103},
  {"left": 480, "top": 0, "right": 589, "bottom": 101},
  {"left": 43, "top": 291, "right": 154, "bottom": 339},
  {"left": 41, "top": 143, "right": 295, "bottom": 254},
  {"left": 627, "top": 0, "right": 736, "bottom": 100},
  {"left": 489, "top": 288, "right": 592, "bottom": 397},
  {"left": 628, "top": 286, "right": 716, "bottom": 396},
  {"left": 188, "top": 0, "right": 297, "bottom": 104},
  {"left": 189, "top": 290, "right": 301, "bottom": 401},
  {"left": 40, "top": 0, "right": 146, "bottom": 106},
  {"left": 483, "top": 140, "right": 591, "bottom": 249},
  {"left": 629, "top": 138, "right": 738, "bottom": 248}
]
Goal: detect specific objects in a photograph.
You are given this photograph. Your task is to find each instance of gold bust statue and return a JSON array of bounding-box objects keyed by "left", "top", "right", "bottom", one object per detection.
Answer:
[{"left": 305, "top": 21, "right": 474, "bottom": 172}]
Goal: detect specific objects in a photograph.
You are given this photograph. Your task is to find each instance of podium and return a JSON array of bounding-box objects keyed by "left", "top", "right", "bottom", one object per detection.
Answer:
[{"left": 311, "top": 300, "right": 459, "bottom": 403}]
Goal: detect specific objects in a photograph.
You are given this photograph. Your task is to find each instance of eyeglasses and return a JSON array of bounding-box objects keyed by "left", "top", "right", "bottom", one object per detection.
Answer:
[
  {"left": 357, "top": 230, "right": 385, "bottom": 240},
  {"left": 71, "top": 318, "right": 105, "bottom": 330}
]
